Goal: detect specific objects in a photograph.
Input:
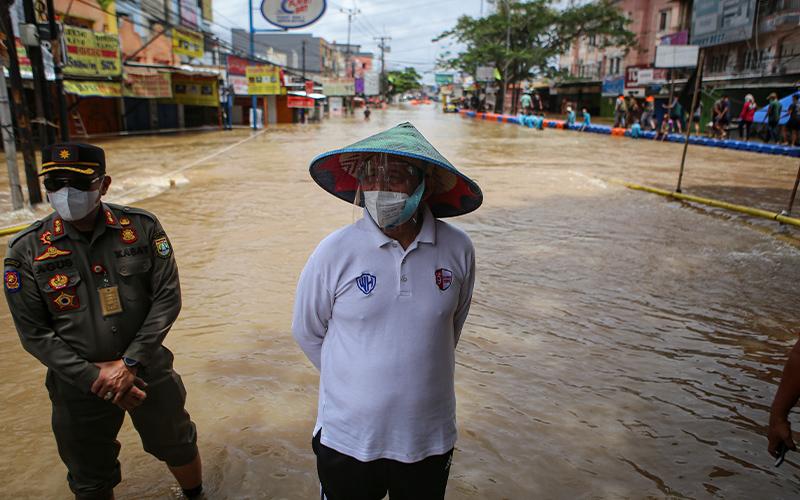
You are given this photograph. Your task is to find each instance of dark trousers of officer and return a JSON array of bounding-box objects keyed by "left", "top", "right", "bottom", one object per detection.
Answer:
[
  {"left": 46, "top": 366, "right": 198, "bottom": 500},
  {"left": 312, "top": 431, "right": 453, "bottom": 500}
]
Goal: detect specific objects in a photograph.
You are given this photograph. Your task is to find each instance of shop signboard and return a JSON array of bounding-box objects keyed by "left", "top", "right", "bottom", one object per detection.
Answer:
[
  {"left": 63, "top": 26, "right": 121, "bottom": 78},
  {"left": 170, "top": 73, "right": 219, "bottom": 107},
  {"left": 322, "top": 77, "right": 355, "bottom": 96},
  {"left": 690, "top": 0, "right": 757, "bottom": 48},
  {"left": 123, "top": 68, "right": 172, "bottom": 98},
  {"left": 173, "top": 28, "right": 204, "bottom": 59},
  {"left": 64, "top": 80, "right": 122, "bottom": 97},
  {"left": 288, "top": 95, "right": 315, "bottom": 108},
  {"left": 246, "top": 65, "right": 282, "bottom": 95},
  {"left": 260, "top": 0, "right": 326, "bottom": 29}
]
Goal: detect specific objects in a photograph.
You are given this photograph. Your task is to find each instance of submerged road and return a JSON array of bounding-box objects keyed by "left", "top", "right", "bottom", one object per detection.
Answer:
[{"left": 1, "top": 105, "right": 799, "bottom": 498}]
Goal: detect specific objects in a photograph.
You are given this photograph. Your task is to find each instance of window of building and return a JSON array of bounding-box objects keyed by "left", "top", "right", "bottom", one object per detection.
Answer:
[
  {"left": 658, "top": 9, "right": 671, "bottom": 32},
  {"left": 588, "top": 35, "right": 597, "bottom": 47}
]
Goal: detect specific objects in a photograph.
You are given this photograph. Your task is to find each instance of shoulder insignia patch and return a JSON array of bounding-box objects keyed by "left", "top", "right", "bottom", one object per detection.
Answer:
[
  {"left": 153, "top": 233, "right": 172, "bottom": 259},
  {"left": 356, "top": 272, "right": 376, "bottom": 295},
  {"left": 120, "top": 227, "right": 138, "bottom": 244},
  {"left": 435, "top": 268, "right": 453, "bottom": 291},
  {"left": 105, "top": 209, "right": 117, "bottom": 226},
  {"left": 48, "top": 274, "right": 69, "bottom": 290},
  {"left": 34, "top": 246, "right": 72, "bottom": 261},
  {"left": 4, "top": 270, "right": 21, "bottom": 293},
  {"left": 53, "top": 218, "right": 64, "bottom": 236},
  {"left": 39, "top": 230, "right": 53, "bottom": 246}
]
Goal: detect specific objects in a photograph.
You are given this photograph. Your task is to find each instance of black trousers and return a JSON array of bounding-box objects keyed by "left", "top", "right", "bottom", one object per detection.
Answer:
[{"left": 312, "top": 431, "right": 453, "bottom": 500}]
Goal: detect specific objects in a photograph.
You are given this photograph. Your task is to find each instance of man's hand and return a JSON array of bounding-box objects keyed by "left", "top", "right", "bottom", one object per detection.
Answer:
[
  {"left": 115, "top": 380, "right": 148, "bottom": 412},
  {"left": 91, "top": 359, "right": 136, "bottom": 402},
  {"left": 768, "top": 417, "right": 797, "bottom": 458}
]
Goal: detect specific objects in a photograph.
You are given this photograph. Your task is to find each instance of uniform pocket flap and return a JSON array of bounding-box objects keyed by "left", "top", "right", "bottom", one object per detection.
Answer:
[{"left": 118, "top": 258, "right": 152, "bottom": 276}]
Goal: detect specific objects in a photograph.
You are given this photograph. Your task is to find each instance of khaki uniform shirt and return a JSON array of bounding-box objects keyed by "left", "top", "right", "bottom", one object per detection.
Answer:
[{"left": 4, "top": 203, "right": 181, "bottom": 393}]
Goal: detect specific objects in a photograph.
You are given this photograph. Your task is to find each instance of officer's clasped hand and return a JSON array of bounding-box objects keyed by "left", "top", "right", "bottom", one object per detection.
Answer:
[{"left": 91, "top": 359, "right": 147, "bottom": 411}]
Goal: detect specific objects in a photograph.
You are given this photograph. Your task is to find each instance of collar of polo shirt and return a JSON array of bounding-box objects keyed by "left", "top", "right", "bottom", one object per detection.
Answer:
[{"left": 363, "top": 204, "right": 436, "bottom": 248}]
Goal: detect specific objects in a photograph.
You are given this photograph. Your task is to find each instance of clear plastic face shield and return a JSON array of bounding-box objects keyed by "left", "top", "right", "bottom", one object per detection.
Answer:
[{"left": 354, "top": 153, "right": 426, "bottom": 229}]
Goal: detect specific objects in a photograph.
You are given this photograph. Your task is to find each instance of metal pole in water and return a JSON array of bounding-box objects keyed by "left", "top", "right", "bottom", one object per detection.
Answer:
[
  {"left": 249, "top": 0, "right": 257, "bottom": 130},
  {"left": 677, "top": 50, "right": 704, "bottom": 193},
  {"left": 782, "top": 161, "right": 800, "bottom": 217}
]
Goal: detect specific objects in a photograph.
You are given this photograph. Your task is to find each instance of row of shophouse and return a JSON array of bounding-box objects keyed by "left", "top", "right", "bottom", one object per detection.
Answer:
[
  {"left": 8, "top": 0, "right": 378, "bottom": 139},
  {"left": 548, "top": 0, "right": 800, "bottom": 121}
]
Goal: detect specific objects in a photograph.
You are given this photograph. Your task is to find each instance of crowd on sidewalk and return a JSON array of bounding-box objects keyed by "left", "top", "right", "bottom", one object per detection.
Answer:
[{"left": 552, "top": 92, "right": 800, "bottom": 146}]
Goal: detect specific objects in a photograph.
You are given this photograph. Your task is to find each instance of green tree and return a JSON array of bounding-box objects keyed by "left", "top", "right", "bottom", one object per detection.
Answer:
[
  {"left": 435, "top": 0, "right": 635, "bottom": 112},
  {"left": 386, "top": 67, "right": 423, "bottom": 97}
]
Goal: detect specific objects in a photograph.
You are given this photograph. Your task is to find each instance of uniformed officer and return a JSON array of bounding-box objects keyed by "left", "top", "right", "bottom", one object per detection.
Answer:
[
  {"left": 293, "top": 122, "right": 483, "bottom": 499},
  {"left": 4, "top": 143, "right": 203, "bottom": 500}
]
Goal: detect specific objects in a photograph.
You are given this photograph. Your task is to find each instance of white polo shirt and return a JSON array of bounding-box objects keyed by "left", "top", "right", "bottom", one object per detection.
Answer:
[{"left": 292, "top": 204, "right": 475, "bottom": 463}]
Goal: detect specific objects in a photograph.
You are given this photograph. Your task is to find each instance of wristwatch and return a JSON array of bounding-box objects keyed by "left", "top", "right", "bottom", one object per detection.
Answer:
[{"left": 123, "top": 357, "right": 139, "bottom": 368}]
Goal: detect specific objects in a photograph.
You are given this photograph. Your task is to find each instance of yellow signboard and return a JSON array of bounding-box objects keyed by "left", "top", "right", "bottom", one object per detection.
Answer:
[
  {"left": 63, "top": 26, "right": 121, "bottom": 78},
  {"left": 202, "top": 0, "right": 213, "bottom": 22},
  {"left": 169, "top": 73, "right": 218, "bottom": 107},
  {"left": 64, "top": 80, "right": 122, "bottom": 97},
  {"left": 172, "top": 28, "right": 204, "bottom": 59},
  {"left": 245, "top": 65, "right": 281, "bottom": 95}
]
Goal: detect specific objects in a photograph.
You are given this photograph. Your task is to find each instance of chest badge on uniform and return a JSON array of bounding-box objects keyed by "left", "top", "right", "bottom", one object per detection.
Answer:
[
  {"left": 105, "top": 209, "right": 117, "bottom": 226},
  {"left": 52, "top": 290, "right": 79, "bottom": 311},
  {"left": 48, "top": 274, "right": 69, "bottom": 290},
  {"left": 120, "top": 227, "right": 138, "bottom": 244},
  {"left": 34, "top": 245, "right": 72, "bottom": 261},
  {"left": 4, "top": 270, "right": 21, "bottom": 293},
  {"left": 356, "top": 273, "right": 376, "bottom": 295},
  {"left": 119, "top": 217, "right": 131, "bottom": 226},
  {"left": 435, "top": 268, "right": 453, "bottom": 291},
  {"left": 53, "top": 218, "right": 64, "bottom": 236},
  {"left": 39, "top": 230, "right": 53, "bottom": 246}
]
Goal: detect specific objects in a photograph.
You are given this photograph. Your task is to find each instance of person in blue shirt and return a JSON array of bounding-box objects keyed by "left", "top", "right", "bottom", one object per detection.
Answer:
[
  {"left": 630, "top": 119, "right": 642, "bottom": 138},
  {"left": 566, "top": 106, "right": 576, "bottom": 127},
  {"left": 537, "top": 113, "right": 545, "bottom": 130},
  {"left": 580, "top": 107, "right": 591, "bottom": 131}
]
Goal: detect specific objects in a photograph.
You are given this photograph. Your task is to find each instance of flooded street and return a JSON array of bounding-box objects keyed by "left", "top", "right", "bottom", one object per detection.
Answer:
[{"left": 2, "top": 106, "right": 800, "bottom": 499}]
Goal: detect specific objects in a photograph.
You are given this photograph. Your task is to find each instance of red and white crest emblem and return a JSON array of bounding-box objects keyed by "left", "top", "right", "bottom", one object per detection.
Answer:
[{"left": 435, "top": 268, "right": 453, "bottom": 291}]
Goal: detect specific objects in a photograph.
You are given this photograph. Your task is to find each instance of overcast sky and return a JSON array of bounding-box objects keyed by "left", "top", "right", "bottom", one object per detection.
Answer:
[{"left": 212, "top": 0, "right": 490, "bottom": 82}]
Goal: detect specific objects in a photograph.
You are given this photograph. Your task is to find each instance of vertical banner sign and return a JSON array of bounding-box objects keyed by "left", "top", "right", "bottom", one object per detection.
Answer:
[
  {"left": 202, "top": 0, "right": 214, "bottom": 22},
  {"left": 305, "top": 80, "right": 314, "bottom": 94},
  {"left": 63, "top": 26, "right": 121, "bottom": 78},
  {"left": 260, "top": 0, "right": 327, "bottom": 29},
  {"left": 172, "top": 29, "right": 204, "bottom": 59},
  {"left": 246, "top": 65, "right": 282, "bottom": 95}
]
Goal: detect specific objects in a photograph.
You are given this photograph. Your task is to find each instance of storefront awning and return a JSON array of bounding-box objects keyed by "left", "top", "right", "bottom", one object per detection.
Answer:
[{"left": 288, "top": 90, "right": 327, "bottom": 100}]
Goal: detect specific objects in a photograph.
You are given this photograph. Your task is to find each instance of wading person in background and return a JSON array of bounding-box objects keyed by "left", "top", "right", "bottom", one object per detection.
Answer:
[
  {"left": 784, "top": 94, "right": 799, "bottom": 147},
  {"left": 767, "top": 93, "right": 783, "bottom": 143},
  {"left": 613, "top": 95, "right": 627, "bottom": 128},
  {"left": 641, "top": 96, "right": 656, "bottom": 131},
  {"left": 520, "top": 91, "right": 533, "bottom": 116},
  {"left": 4, "top": 143, "right": 203, "bottom": 500},
  {"left": 738, "top": 94, "right": 756, "bottom": 141},
  {"left": 293, "top": 122, "right": 482, "bottom": 500},
  {"left": 693, "top": 100, "right": 703, "bottom": 136}
]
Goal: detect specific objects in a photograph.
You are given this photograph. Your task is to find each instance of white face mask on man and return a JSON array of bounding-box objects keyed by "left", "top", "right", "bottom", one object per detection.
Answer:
[
  {"left": 47, "top": 187, "right": 101, "bottom": 221},
  {"left": 363, "top": 191, "right": 410, "bottom": 228}
]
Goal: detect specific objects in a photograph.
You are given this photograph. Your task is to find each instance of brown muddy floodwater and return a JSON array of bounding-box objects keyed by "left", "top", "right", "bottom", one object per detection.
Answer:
[{"left": 1, "top": 106, "right": 800, "bottom": 499}]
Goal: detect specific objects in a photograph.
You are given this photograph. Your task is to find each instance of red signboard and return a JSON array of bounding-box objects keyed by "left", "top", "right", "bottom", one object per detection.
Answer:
[
  {"left": 227, "top": 55, "right": 249, "bottom": 76},
  {"left": 288, "top": 95, "right": 314, "bottom": 108},
  {"left": 305, "top": 80, "right": 314, "bottom": 94},
  {"left": 625, "top": 65, "right": 669, "bottom": 88}
]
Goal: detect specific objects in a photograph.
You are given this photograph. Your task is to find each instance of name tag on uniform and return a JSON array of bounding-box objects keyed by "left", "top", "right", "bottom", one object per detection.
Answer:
[{"left": 98, "top": 286, "right": 123, "bottom": 316}]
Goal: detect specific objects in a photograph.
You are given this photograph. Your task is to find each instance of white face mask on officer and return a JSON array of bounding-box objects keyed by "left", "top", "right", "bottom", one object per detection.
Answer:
[
  {"left": 47, "top": 187, "right": 101, "bottom": 221},
  {"left": 358, "top": 154, "right": 425, "bottom": 229}
]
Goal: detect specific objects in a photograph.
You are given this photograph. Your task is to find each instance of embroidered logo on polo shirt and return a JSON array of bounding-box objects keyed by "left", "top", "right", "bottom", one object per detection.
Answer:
[
  {"left": 435, "top": 268, "right": 453, "bottom": 291},
  {"left": 355, "top": 273, "right": 376, "bottom": 295}
]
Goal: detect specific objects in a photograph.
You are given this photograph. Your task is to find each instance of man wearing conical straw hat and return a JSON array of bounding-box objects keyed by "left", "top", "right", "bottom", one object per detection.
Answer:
[{"left": 293, "top": 122, "right": 482, "bottom": 499}]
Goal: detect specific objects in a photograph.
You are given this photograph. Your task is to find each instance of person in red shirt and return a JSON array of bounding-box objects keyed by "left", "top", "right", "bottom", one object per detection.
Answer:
[{"left": 738, "top": 94, "right": 757, "bottom": 141}]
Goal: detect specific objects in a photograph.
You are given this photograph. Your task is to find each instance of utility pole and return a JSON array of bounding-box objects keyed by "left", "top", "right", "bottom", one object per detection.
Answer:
[
  {"left": 302, "top": 39, "right": 306, "bottom": 78},
  {"left": 0, "top": 1, "right": 42, "bottom": 204},
  {"left": 500, "top": 0, "right": 511, "bottom": 114},
  {"left": 22, "top": 0, "right": 55, "bottom": 147},
  {"left": 375, "top": 35, "right": 391, "bottom": 100},
  {"left": 340, "top": 6, "right": 359, "bottom": 114},
  {"left": 45, "top": 0, "right": 68, "bottom": 140}
]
